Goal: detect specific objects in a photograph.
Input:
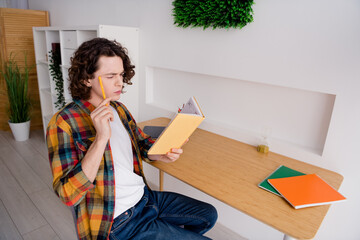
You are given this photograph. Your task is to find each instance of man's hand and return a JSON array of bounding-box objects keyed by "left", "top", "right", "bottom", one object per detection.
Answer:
[
  {"left": 90, "top": 98, "right": 113, "bottom": 143},
  {"left": 82, "top": 98, "right": 113, "bottom": 182},
  {"left": 148, "top": 139, "right": 189, "bottom": 163},
  {"left": 148, "top": 148, "right": 184, "bottom": 163}
]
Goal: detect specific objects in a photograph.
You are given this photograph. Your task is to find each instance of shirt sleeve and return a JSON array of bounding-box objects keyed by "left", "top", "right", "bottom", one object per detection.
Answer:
[
  {"left": 46, "top": 115, "right": 94, "bottom": 206},
  {"left": 134, "top": 123, "right": 156, "bottom": 162}
]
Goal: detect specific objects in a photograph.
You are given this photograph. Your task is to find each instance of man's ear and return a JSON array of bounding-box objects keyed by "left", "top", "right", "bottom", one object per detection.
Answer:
[{"left": 84, "top": 79, "right": 92, "bottom": 87}]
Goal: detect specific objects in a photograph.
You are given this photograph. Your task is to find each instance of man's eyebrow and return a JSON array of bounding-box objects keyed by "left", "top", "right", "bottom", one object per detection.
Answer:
[{"left": 103, "top": 71, "right": 125, "bottom": 76}]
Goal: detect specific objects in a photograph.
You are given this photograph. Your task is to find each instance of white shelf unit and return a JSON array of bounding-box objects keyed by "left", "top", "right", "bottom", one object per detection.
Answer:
[{"left": 33, "top": 25, "right": 139, "bottom": 135}]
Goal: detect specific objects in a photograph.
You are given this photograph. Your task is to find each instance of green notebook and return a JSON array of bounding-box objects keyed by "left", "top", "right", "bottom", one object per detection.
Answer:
[{"left": 258, "top": 165, "right": 305, "bottom": 196}]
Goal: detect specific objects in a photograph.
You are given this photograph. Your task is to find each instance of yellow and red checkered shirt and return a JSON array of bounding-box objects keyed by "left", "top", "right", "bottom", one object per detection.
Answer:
[{"left": 46, "top": 99, "right": 154, "bottom": 239}]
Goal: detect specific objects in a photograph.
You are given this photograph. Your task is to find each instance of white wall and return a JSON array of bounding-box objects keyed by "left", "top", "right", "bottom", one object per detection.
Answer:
[
  {"left": 0, "top": 0, "right": 28, "bottom": 9},
  {"left": 29, "top": 0, "right": 360, "bottom": 239}
]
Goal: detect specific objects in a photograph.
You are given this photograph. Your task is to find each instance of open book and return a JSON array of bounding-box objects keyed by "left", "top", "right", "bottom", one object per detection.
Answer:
[{"left": 147, "top": 97, "right": 205, "bottom": 155}]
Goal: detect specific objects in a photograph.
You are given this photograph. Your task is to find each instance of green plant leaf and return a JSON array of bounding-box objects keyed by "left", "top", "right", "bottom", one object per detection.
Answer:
[
  {"left": 0, "top": 52, "right": 31, "bottom": 123},
  {"left": 48, "top": 48, "right": 65, "bottom": 110},
  {"left": 172, "top": 0, "right": 254, "bottom": 30}
]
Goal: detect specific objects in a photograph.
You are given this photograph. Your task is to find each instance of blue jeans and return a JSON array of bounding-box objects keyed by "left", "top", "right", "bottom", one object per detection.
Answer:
[{"left": 109, "top": 187, "right": 217, "bottom": 240}]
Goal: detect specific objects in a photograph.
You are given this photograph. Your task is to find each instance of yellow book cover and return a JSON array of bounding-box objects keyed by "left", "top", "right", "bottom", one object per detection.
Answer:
[{"left": 148, "top": 97, "right": 205, "bottom": 155}]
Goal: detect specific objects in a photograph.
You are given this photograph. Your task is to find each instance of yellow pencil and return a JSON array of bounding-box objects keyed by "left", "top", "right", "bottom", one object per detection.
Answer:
[
  {"left": 98, "top": 76, "right": 108, "bottom": 106},
  {"left": 98, "top": 76, "right": 106, "bottom": 99}
]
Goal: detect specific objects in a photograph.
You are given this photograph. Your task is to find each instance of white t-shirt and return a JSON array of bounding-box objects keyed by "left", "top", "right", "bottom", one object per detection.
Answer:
[{"left": 109, "top": 106, "right": 145, "bottom": 218}]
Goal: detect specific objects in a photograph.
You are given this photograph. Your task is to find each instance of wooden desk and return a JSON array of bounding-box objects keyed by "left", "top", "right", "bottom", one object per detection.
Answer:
[{"left": 139, "top": 118, "right": 344, "bottom": 240}]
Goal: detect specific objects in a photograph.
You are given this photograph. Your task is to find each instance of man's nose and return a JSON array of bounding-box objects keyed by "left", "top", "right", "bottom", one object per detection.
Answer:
[{"left": 115, "top": 75, "right": 124, "bottom": 84}]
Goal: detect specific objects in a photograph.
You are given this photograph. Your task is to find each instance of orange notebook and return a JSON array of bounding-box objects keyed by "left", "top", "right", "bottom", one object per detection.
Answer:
[{"left": 268, "top": 174, "right": 346, "bottom": 209}]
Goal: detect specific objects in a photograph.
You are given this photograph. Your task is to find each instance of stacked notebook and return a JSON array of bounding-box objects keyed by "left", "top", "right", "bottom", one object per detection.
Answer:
[{"left": 258, "top": 165, "right": 346, "bottom": 209}]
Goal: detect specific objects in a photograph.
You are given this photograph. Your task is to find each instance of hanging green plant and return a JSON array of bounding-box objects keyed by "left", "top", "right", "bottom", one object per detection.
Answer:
[
  {"left": 172, "top": 0, "right": 254, "bottom": 30},
  {"left": 48, "top": 46, "right": 65, "bottom": 110}
]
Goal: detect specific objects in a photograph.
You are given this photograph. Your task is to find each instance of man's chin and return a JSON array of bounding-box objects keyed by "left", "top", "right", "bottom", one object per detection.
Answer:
[{"left": 112, "top": 96, "right": 121, "bottom": 102}]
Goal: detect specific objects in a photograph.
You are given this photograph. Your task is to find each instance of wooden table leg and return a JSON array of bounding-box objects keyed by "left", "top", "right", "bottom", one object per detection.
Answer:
[
  {"left": 159, "top": 170, "right": 164, "bottom": 191},
  {"left": 283, "top": 234, "right": 297, "bottom": 240}
]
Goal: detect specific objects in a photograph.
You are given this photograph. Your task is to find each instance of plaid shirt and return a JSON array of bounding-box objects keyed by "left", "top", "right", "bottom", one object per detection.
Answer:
[{"left": 46, "top": 99, "right": 154, "bottom": 240}]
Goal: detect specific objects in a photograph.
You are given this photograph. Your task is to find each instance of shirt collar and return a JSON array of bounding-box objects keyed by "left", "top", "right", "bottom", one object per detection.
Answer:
[{"left": 73, "top": 99, "right": 95, "bottom": 115}]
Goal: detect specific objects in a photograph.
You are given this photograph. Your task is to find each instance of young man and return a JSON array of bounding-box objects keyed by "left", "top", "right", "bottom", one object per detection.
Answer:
[{"left": 46, "top": 38, "right": 217, "bottom": 240}]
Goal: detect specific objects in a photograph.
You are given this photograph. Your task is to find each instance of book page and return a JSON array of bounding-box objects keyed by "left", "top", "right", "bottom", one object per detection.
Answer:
[{"left": 180, "top": 97, "right": 202, "bottom": 116}]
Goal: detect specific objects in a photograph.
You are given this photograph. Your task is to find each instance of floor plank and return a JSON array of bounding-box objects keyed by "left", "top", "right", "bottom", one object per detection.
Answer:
[
  {"left": 1, "top": 131, "right": 52, "bottom": 189},
  {"left": 2, "top": 130, "right": 48, "bottom": 165},
  {"left": 0, "top": 159, "right": 47, "bottom": 235},
  {"left": 23, "top": 152, "right": 54, "bottom": 190},
  {"left": 205, "top": 223, "right": 248, "bottom": 240},
  {"left": 22, "top": 224, "right": 60, "bottom": 240},
  {"left": 27, "top": 130, "right": 49, "bottom": 160},
  {"left": 0, "top": 132, "right": 8, "bottom": 146},
  {"left": 29, "top": 188, "right": 77, "bottom": 240},
  {"left": 0, "top": 143, "right": 48, "bottom": 195},
  {"left": 0, "top": 199, "right": 23, "bottom": 240}
]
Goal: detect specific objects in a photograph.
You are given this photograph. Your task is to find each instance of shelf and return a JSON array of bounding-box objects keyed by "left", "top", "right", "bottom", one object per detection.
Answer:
[
  {"left": 43, "top": 114, "right": 53, "bottom": 128},
  {"left": 37, "top": 59, "right": 49, "bottom": 65},
  {"left": 41, "top": 87, "right": 51, "bottom": 95},
  {"left": 61, "top": 48, "right": 75, "bottom": 66},
  {"left": 40, "top": 87, "right": 57, "bottom": 97},
  {"left": 60, "top": 64, "right": 71, "bottom": 69},
  {"left": 65, "top": 98, "right": 73, "bottom": 104},
  {"left": 77, "top": 30, "right": 97, "bottom": 44},
  {"left": 61, "top": 30, "right": 78, "bottom": 49},
  {"left": 44, "top": 114, "right": 52, "bottom": 121}
]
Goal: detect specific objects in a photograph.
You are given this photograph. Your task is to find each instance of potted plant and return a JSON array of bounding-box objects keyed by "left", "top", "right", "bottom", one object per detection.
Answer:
[{"left": 0, "top": 53, "right": 32, "bottom": 141}]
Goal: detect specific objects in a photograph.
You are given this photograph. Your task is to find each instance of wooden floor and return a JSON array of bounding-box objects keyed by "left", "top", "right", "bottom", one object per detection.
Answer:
[{"left": 0, "top": 130, "right": 246, "bottom": 240}]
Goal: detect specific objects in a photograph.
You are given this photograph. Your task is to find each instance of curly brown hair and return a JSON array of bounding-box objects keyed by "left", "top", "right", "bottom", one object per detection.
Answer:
[{"left": 68, "top": 38, "right": 135, "bottom": 100}]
